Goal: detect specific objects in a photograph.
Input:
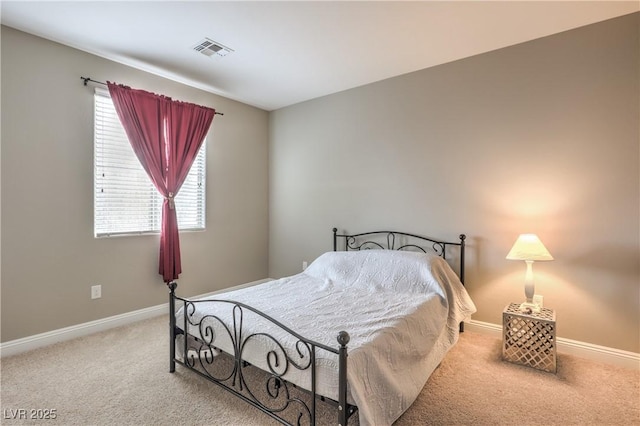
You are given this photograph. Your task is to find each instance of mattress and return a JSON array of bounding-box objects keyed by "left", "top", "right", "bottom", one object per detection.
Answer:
[{"left": 175, "top": 250, "right": 476, "bottom": 426}]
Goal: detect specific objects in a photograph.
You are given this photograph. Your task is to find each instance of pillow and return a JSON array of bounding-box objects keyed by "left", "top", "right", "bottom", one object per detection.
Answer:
[{"left": 304, "top": 250, "right": 447, "bottom": 296}]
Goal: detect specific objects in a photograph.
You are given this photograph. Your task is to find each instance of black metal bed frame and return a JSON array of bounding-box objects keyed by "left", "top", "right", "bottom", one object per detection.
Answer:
[{"left": 168, "top": 228, "right": 466, "bottom": 426}]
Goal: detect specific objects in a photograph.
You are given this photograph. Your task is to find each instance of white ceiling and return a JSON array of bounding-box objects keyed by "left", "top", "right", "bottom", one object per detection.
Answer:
[{"left": 2, "top": 1, "right": 638, "bottom": 111}]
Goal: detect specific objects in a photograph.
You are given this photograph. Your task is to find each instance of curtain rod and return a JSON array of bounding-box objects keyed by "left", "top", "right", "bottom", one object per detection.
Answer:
[{"left": 81, "top": 76, "right": 224, "bottom": 115}]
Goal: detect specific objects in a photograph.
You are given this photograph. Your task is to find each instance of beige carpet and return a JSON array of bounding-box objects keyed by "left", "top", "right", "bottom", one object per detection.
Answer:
[{"left": 1, "top": 315, "right": 638, "bottom": 425}]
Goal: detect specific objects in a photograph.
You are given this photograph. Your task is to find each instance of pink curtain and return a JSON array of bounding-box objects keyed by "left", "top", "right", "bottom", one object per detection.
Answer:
[{"left": 107, "top": 82, "right": 216, "bottom": 282}]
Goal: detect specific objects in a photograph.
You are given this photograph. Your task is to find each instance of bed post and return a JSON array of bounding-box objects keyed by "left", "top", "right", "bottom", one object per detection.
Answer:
[
  {"left": 459, "top": 234, "right": 466, "bottom": 333},
  {"left": 337, "top": 331, "right": 350, "bottom": 426},
  {"left": 168, "top": 281, "right": 178, "bottom": 373},
  {"left": 333, "top": 227, "right": 338, "bottom": 252},
  {"left": 459, "top": 234, "right": 466, "bottom": 285}
]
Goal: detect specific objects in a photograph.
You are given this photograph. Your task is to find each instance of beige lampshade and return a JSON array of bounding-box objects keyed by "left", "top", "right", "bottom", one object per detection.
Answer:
[{"left": 506, "top": 234, "right": 554, "bottom": 261}]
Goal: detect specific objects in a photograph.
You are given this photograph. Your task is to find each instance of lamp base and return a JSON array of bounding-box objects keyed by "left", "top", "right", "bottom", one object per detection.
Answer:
[{"left": 519, "top": 301, "right": 541, "bottom": 314}]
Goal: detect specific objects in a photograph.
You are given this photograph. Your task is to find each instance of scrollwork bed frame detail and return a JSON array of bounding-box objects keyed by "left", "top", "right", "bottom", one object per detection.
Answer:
[
  {"left": 169, "top": 282, "right": 354, "bottom": 426},
  {"left": 333, "top": 228, "right": 466, "bottom": 283},
  {"left": 168, "top": 228, "right": 467, "bottom": 426},
  {"left": 333, "top": 228, "right": 467, "bottom": 332}
]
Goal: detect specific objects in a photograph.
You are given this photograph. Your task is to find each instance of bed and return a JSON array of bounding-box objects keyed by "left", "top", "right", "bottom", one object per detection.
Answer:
[{"left": 168, "top": 228, "right": 476, "bottom": 425}]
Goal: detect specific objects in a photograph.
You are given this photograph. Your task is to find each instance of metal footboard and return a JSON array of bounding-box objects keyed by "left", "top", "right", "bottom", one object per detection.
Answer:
[{"left": 168, "top": 281, "right": 356, "bottom": 426}]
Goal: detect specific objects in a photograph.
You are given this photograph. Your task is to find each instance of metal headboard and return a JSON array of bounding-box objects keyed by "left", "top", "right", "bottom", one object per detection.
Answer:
[{"left": 332, "top": 228, "right": 466, "bottom": 286}]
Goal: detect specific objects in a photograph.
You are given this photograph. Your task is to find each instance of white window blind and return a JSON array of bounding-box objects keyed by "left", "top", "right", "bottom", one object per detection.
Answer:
[{"left": 94, "top": 88, "right": 206, "bottom": 237}]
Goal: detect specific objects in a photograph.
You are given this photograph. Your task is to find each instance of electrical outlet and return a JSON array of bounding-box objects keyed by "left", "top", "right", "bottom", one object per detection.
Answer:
[
  {"left": 302, "top": 261, "right": 308, "bottom": 271},
  {"left": 533, "top": 294, "right": 543, "bottom": 308},
  {"left": 91, "top": 285, "right": 102, "bottom": 300}
]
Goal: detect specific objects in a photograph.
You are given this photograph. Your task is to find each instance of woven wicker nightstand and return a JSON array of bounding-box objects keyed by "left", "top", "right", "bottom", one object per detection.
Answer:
[{"left": 502, "top": 303, "right": 557, "bottom": 373}]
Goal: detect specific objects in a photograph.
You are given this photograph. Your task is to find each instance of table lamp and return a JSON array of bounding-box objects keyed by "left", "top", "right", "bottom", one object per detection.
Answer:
[{"left": 506, "top": 234, "right": 553, "bottom": 313}]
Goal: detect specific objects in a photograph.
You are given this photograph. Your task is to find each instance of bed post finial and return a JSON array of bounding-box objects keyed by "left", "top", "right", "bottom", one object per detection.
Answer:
[{"left": 337, "top": 330, "right": 350, "bottom": 346}]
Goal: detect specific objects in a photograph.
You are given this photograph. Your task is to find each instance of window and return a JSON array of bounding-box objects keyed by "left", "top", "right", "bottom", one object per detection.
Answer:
[{"left": 94, "top": 88, "right": 206, "bottom": 237}]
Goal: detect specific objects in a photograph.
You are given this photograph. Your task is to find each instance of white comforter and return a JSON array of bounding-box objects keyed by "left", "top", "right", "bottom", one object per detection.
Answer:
[{"left": 176, "top": 250, "right": 476, "bottom": 426}]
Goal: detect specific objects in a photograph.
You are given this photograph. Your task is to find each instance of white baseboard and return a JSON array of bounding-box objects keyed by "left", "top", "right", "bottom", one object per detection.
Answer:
[
  {"left": 0, "top": 278, "right": 273, "bottom": 358},
  {"left": 465, "top": 319, "right": 640, "bottom": 371},
  {"left": 0, "top": 304, "right": 167, "bottom": 358}
]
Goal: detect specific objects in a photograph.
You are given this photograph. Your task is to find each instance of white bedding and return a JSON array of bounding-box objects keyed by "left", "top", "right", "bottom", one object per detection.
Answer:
[{"left": 175, "top": 250, "right": 476, "bottom": 426}]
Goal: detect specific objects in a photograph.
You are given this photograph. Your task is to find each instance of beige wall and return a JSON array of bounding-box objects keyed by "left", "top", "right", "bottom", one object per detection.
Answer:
[
  {"left": 269, "top": 14, "right": 640, "bottom": 352},
  {"left": 1, "top": 27, "right": 269, "bottom": 342}
]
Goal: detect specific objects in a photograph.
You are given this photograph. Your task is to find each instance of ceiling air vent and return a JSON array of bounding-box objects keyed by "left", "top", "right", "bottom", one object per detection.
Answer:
[{"left": 193, "top": 38, "right": 233, "bottom": 58}]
